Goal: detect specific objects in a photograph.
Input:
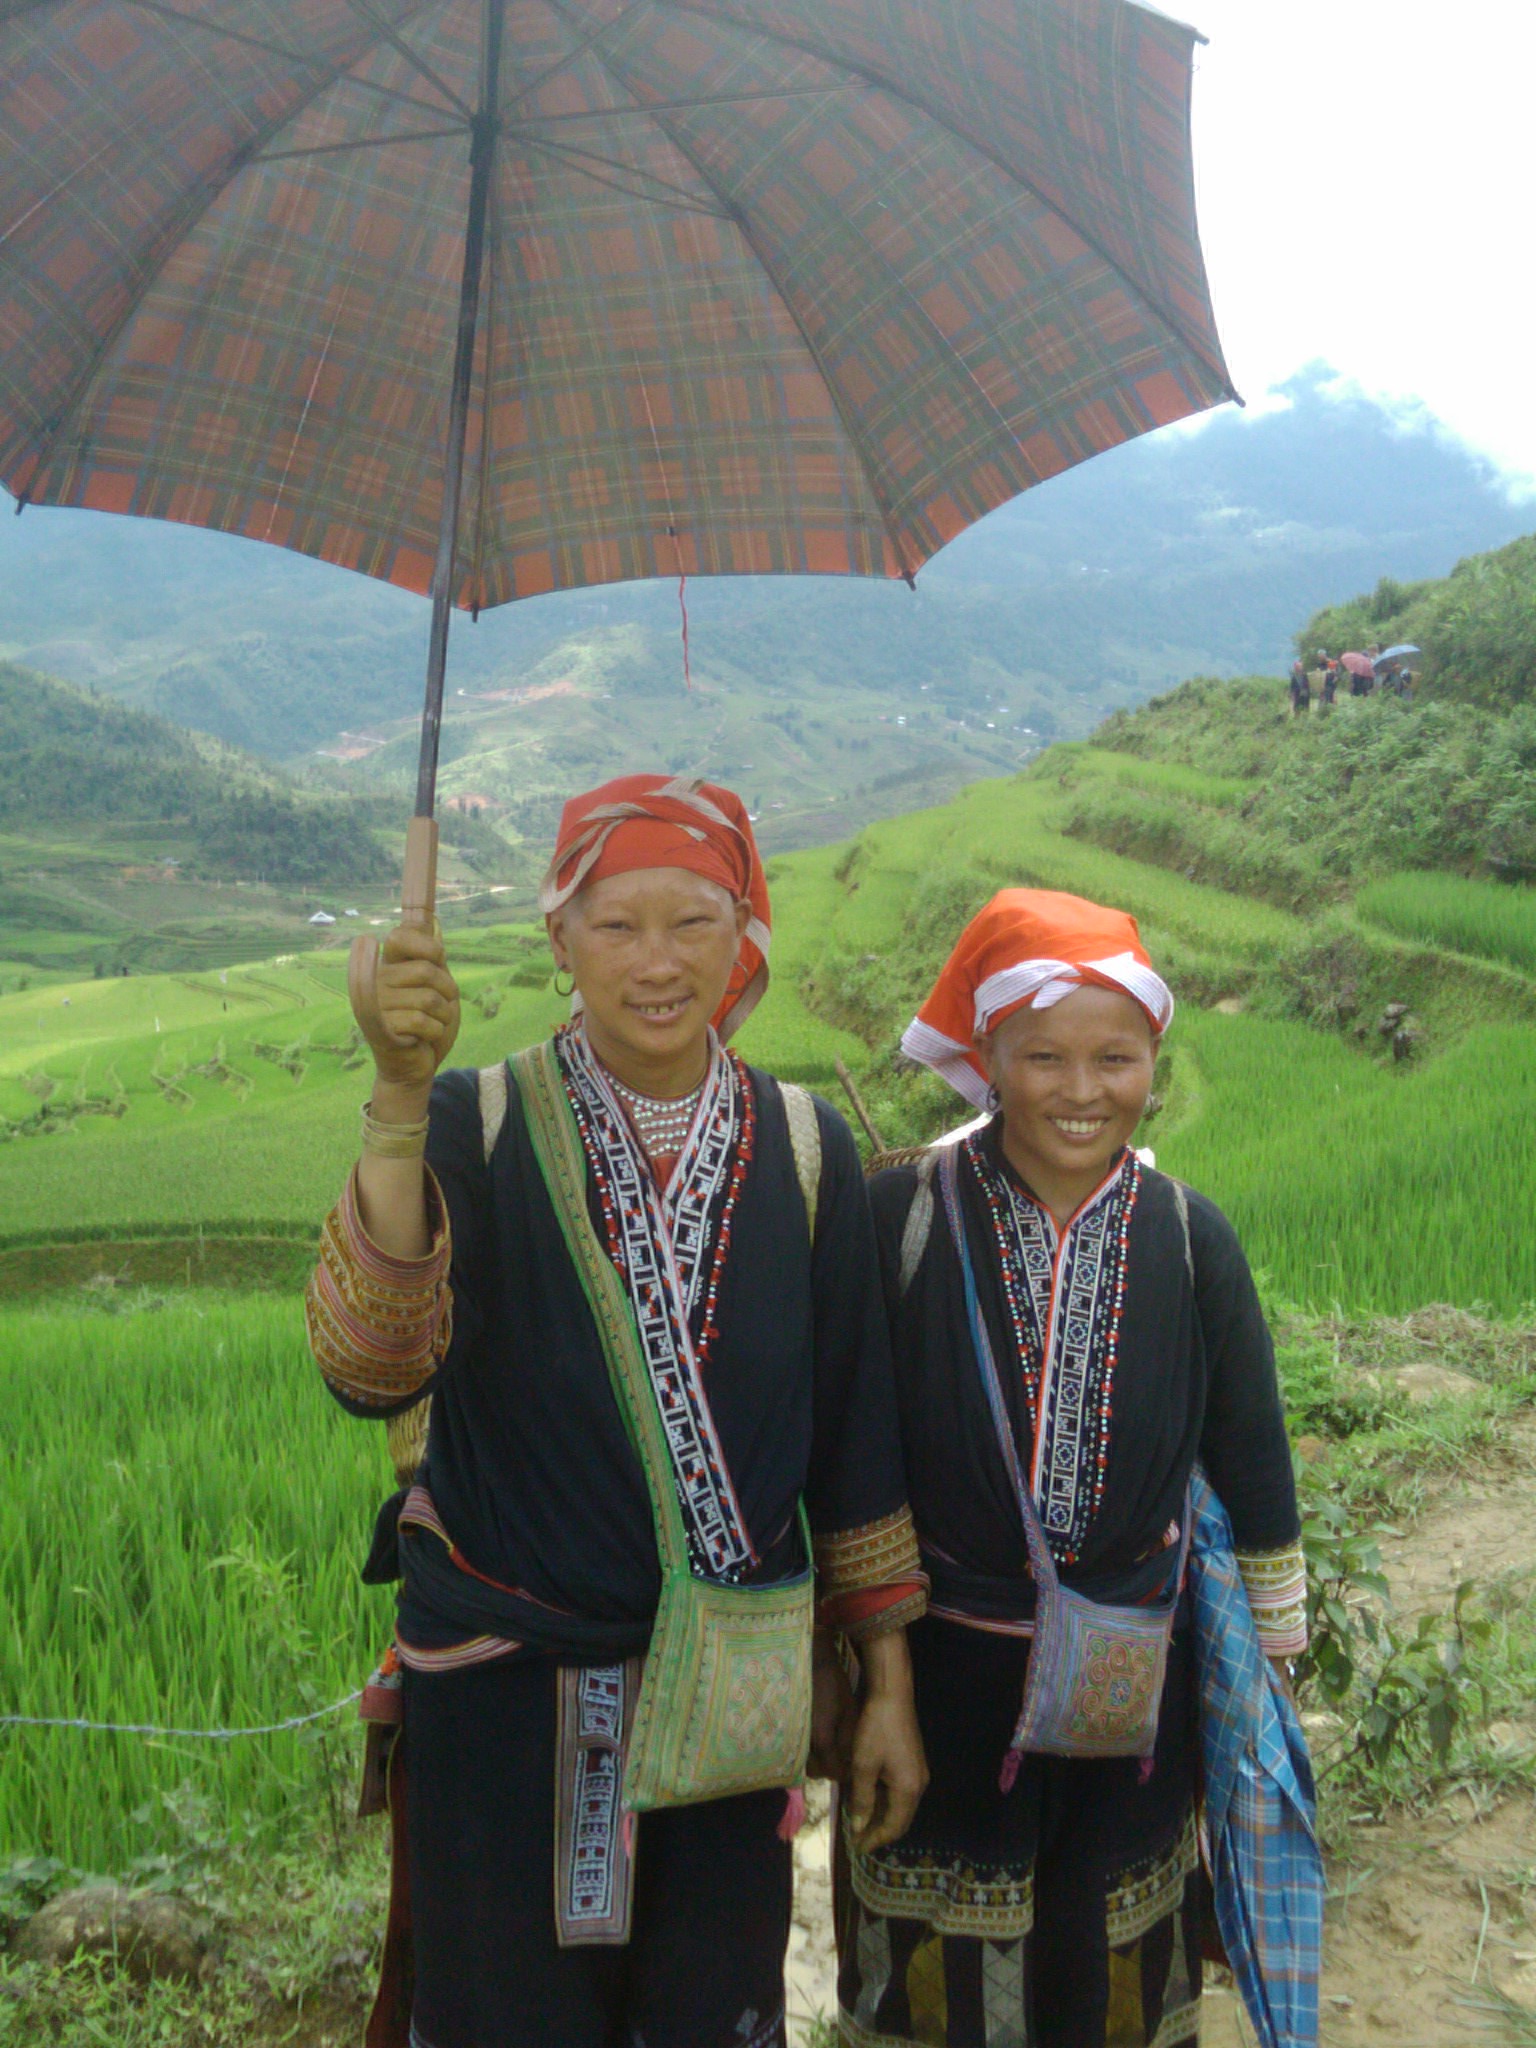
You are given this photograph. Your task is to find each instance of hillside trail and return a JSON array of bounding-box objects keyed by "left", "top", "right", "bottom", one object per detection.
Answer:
[{"left": 786, "top": 1414, "right": 1536, "bottom": 2048}]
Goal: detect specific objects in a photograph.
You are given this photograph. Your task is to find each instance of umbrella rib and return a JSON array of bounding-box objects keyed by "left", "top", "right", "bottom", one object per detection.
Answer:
[
  {"left": 517, "top": 85, "right": 858, "bottom": 124},
  {"left": 252, "top": 125, "right": 467, "bottom": 167},
  {"left": 660, "top": 0, "right": 1235, "bottom": 400},
  {"left": 118, "top": 0, "right": 452, "bottom": 121},
  {"left": 340, "top": 0, "right": 473, "bottom": 121},
  {"left": 502, "top": 2, "right": 642, "bottom": 116},
  {"left": 515, "top": 134, "right": 734, "bottom": 219},
  {"left": 539, "top": 0, "right": 917, "bottom": 582},
  {"left": 14, "top": 32, "right": 418, "bottom": 508}
]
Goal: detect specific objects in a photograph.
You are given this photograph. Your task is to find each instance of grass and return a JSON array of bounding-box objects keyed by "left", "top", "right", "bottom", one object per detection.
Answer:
[
  {"left": 1156, "top": 1013, "right": 1536, "bottom": 1315},
  {"left": 0, "top": 1293, "right": 393, "bottom": 1873},
  {"left": 1357, "top": 870, "right": 1536, "bottom": 976}
]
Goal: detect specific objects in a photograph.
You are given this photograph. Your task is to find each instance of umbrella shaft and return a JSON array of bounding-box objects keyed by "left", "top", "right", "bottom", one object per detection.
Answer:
[{"left": 415, "top": 2, "right": 504, "bottom": 820}]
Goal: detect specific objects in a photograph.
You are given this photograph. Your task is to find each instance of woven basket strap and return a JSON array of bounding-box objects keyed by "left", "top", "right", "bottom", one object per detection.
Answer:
[
  {"left": 478, "top": 1061, "right": 509, "bottom": 1164},
  {"left": 898, "top": 1150, "right": 940, "bottom": 1297},
  {"left": 779, "top": 1082, "right": 822, "bottom": 1242},
  {"left": 1170, "top": 1178, "right": 1195, "bottom": 1285}
]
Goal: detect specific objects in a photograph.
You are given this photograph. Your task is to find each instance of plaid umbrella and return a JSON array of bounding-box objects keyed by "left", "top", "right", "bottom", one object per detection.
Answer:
[{"left": 0, "top": 0, "right": 1234, "bottom": 987}]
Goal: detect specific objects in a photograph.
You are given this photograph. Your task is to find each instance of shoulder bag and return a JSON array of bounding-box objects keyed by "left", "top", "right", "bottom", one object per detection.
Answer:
[{"left": 937, "top": 1143, "right": 1190, "bottom": 1783}]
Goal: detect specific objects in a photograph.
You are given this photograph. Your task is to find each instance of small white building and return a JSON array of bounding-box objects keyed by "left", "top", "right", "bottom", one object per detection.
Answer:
[{"left": 308, "top": 911, "right": 336, "bottom": 926}]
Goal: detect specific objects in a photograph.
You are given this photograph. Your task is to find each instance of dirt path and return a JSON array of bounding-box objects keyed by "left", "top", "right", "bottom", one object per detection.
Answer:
[{"left": 788, "top": 1417, "right": 1536, "bottom": 2045}]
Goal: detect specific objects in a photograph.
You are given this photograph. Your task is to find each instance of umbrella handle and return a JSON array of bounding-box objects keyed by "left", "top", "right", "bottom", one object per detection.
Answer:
[{"left": 348, "top": 816, "right": 440, "bottom": 1052}]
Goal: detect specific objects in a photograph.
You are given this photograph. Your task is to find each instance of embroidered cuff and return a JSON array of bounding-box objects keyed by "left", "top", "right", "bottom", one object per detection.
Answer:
[
  {"left": 304, "top": 1166, "right": 453, "bottom": 1408},
  {"left": 820, "top": 1581, "right": 930, "bottom": 1642},
  {"left": 1236, "top": 1540, "right": 1309, "bottom": 1659},
  {"left": 815, "top": 1509, "right": 929, "bottom": 1639}
]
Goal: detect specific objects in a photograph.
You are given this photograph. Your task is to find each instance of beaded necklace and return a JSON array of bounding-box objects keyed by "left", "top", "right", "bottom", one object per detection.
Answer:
[
  {"left": 609, "top": 1073, "right": 707, "bottom": 1164},
  {"left": 963, "top": 1136, "right": 1139, "bottom": 1565}
]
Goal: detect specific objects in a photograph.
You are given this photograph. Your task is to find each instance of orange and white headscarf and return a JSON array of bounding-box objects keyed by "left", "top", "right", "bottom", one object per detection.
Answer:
[
  {"left": 540, "top": 774, "right": 771, "bottom": 1042},
  {"left": 901, "top": 888, "right": 1173, "bottom": 1108}
]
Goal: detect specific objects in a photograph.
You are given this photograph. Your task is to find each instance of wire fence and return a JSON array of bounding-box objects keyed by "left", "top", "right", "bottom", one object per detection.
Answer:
[{"left": 0, "top": 1692, "right": 362, "bottom": 1742}]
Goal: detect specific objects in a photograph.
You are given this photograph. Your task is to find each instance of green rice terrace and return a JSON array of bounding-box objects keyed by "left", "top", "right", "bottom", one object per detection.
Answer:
[{"left": 4, "top": 670, "right": 1536, "bottom": 2046}]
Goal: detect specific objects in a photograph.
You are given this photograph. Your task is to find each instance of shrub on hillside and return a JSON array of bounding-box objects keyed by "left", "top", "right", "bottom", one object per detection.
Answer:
[{"left": 1095, "top": 678, "right": 1536, "bottom": 883}]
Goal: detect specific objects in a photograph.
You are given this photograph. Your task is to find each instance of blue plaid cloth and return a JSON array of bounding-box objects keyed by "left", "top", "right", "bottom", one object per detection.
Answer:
[{"left": 1190, "top": 1471, "right": 1324, "bottom": 2048}]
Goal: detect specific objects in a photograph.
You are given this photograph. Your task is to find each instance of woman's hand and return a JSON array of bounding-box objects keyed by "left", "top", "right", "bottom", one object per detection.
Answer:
[
  {"left": 845, "top": 1630, "right": 929, "bottom": 1852},
  {"left": 355, "top": 925, "right": 461, "bottom": 1098},
  {"left": 809, "top": 1631, "right": 858, "bottom": 1782}
]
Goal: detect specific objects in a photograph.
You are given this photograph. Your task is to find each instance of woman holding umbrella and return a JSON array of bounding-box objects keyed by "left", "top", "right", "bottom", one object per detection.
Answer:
[
  {"left": 836, "top": 890, "right": 1309, "bottom": 2048},
  {"left": 306, "top": 773, "right": 928, "bottom": 2048}
]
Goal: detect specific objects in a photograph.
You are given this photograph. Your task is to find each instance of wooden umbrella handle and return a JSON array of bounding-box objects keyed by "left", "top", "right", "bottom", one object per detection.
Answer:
[{"left": 348, "top": 815, "right": 440, "bottom": 1051}]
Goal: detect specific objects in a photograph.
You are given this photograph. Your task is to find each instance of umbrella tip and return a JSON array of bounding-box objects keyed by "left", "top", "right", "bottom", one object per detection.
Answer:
[{"left": 902, "top": 568, "right": 916, "bottom": 592}]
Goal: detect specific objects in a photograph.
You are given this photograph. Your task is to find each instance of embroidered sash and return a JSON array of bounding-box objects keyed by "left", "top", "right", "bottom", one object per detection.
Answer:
[{"left": 513, "top": 1041, "right": 814, "bottom": 1815}]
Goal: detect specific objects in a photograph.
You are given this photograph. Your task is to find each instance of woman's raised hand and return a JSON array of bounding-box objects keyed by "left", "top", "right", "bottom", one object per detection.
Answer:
[{"left": 353, "top": 923, "right": 462, "bottom": 1098}]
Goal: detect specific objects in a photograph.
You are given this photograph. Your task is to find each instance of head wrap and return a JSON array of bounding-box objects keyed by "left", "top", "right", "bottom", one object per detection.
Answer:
[
  {"left": 901, "top": 888, "right": 1173, "bottom": 1108},
  {"left": 539, "top": 774, "right": 771, "bottom": 1041}
]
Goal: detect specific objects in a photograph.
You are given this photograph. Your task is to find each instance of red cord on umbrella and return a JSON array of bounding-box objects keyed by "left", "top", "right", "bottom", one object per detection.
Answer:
[{"left": 669, "top": 524, "right": 693, "bottom": 692}]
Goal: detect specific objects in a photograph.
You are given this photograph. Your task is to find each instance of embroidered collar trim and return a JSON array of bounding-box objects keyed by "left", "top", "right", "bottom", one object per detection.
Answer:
[
  {"left": 964, "top": 1138, "right": 1140, "bottom": 1565},
  {"left": 558, "top": 1023, "right": 758, "bottom": 1579}
]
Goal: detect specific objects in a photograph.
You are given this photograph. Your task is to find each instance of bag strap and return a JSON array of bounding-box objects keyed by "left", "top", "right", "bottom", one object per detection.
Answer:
[
  {"left": 898, "top": 1150, "right": 940, "bottom": 1297},
  {"left": 511, "top": 1042, "right": 691, "bottom": 1575},
  {"left": 936, "top": 1143, "right": 1060, "bottom": 1597},
  {"left": 779, "top": 1081, "right": 822, "bottom": 1242},
  {"left": 478, "top": 1061, "right": 509, "bottom": 1164}
]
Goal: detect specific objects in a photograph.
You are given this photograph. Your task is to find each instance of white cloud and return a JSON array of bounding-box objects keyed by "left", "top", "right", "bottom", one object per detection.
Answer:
[{"left": 1184, "top": 0, "right": 1536, "bottom": 485}]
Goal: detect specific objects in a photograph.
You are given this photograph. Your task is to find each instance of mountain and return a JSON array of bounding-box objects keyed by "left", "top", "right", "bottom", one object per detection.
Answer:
[
  {"left": 0, "top": 663, "right": 389, "bottom": 887},
  {"left": 2, "top": 366, "right": 1528, "bottom": 836}
]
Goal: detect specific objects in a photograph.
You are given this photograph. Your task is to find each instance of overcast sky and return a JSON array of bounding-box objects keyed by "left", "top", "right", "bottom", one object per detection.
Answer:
[{"left": 1182, "top": 1, "right": 1534, "bottom": 490}]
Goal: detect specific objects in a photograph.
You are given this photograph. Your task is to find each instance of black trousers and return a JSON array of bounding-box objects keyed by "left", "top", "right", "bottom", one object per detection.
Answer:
[{"left": 402, "top": 1659, "right": 793, "bottom": 2048}]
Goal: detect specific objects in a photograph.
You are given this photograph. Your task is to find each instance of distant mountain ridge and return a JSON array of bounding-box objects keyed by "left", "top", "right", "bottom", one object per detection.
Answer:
[
  {"left": 2, "top": 367, "right": 1528, "bottom": 818},
  {"left": 0, "top": 664, "right": 389, "bottom": 887}
]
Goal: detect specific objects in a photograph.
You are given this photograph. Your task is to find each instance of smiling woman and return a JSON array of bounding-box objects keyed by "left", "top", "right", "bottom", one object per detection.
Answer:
[
  {"left": 300, "top": 771, "right": 929, "bottom": 2048},
  {"left": 839, "top": 888, "right": 1313, "bottom": 2048}
]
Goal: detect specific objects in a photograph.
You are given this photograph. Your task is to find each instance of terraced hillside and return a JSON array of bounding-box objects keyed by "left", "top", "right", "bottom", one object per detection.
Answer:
[{"left": 6, "top": 677, "right": 1536, "bottom": 1313}]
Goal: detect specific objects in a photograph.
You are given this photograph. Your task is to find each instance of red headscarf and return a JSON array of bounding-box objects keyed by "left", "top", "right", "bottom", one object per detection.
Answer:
[
  {"left": 540, "top": 774, "right": 771, "bottom": 1041},
  {"left": 902, "top": 888, "right": 1173, "bottom": 1108}
]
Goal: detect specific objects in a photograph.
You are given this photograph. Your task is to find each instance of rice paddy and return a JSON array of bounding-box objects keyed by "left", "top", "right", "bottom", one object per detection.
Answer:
[
  {"left": 1356, "top": 869, "right": 1536, "bottom": 976},
  {"left": 1154, "top": 1012, "right": 1536, "bottom": 1315},
  {"left": 0, "top": 1294, "right": 392, "bottom": 1872}
]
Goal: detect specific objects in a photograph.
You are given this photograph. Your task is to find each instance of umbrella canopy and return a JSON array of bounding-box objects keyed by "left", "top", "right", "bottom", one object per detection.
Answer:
[
  {"left": 1340, "top": 651, "right": 1375, "bottom": 678},
  {"left": 2, "top": 0, "right": 1232, "bottom": 632},
  {"left": 1, "top": 1, "right": 1234, "bottom": 1023},
  {"left": 1374, "top": 643, "right": 1420, "bottom": 667}
]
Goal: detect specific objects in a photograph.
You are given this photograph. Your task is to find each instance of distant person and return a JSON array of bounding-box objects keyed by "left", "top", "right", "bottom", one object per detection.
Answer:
[
  {"left": 1321, "top": 662, "right": 1338, "bottom": 707},
  {"left": 1350, "top": 664, "right": 1370, "bottom": 698},
  {"left": 1288, "top": 661, "right": 1310, "bottom": 717},
  {"left": 1399, "top": 667, "right": 1416, "bottom": 700}
]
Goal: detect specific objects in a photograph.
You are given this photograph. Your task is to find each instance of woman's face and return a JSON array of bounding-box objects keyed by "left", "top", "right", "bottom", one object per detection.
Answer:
[
  {"left": 548, "top": 867, "right": 748, "bottom": 1082},
  {"left": 977, "top": 984, "right": 1157, "bottom": 1202}
]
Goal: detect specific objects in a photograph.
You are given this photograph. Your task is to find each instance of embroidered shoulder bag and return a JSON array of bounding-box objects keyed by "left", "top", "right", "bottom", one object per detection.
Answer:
[
  {"left": 937, "top": 1144, "right": 1190, "bottom": 1782},
  {"left": 512, "top": 1041, "right": 819, "bottom": 1813}
]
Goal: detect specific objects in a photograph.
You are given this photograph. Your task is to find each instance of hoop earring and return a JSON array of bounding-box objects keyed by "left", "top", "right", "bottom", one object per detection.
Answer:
[
  {"left": 553, "top": 969, "right": 575, "bottom": 999},
  {"left": 985, "top": 1083, "right": 1001, "bottom": 1115}
]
